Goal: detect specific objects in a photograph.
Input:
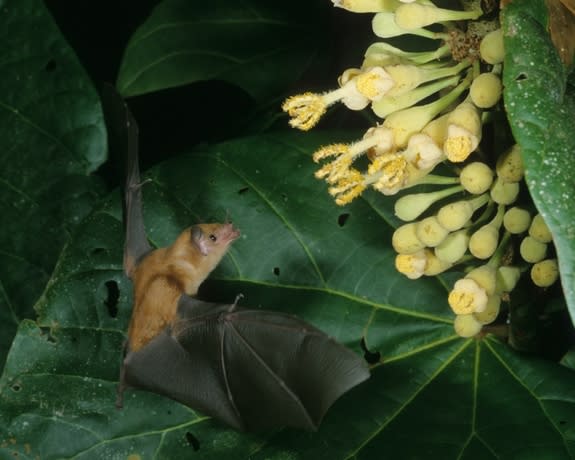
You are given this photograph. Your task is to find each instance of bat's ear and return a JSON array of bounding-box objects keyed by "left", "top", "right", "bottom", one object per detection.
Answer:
[{"left": 190, "top": 226, "right": 209, "bottom": 256}]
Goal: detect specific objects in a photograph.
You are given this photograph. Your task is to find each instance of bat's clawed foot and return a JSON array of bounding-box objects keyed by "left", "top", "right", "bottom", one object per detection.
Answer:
[
  {"left": 230, "top": 293, "right": 244, "bottom": 311},
  {"left": 129, "top": 178, "right": 152, "bottom": 193}
]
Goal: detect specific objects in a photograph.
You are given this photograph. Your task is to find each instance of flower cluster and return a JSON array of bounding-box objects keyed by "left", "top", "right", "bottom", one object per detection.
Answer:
[{"left": 282, "top": 0, "right": 560, "bottom": 338}]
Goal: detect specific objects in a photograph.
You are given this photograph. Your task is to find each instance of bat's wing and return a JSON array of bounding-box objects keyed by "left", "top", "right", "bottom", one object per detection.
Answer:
[
  {"left": 101, "top": 84, "right": 152, "bottom": 277},
  {"left": 136, "top": 296, "right": 370, "bottom": 431},
  {"left": 214, "top": 308, "right": 370, "bottom": 431},
  {"left": 122, "top": 324, "right": 245, "bottom": 431}
]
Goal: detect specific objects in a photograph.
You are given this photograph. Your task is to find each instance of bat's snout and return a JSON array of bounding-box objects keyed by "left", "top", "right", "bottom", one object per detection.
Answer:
[{"left": 222, "top": 223, "right": 240, "bottom": 243}]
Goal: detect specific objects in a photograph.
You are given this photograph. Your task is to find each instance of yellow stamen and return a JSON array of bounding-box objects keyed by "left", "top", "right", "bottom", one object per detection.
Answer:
[
  {"left": 282, "top": 92, "right": 327, "bottom": 131},
  {"left": 313, "top": 143, "right": 350, "bottom": 163},
  {"left": 315, "top": 156, "right": 353, "bottom": 183},
  {"left": 328, "top": 169, "right": 367, "bottom": 205}
]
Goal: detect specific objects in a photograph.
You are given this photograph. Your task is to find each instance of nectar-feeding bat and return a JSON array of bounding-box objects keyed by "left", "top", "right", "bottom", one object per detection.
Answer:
[{"left": 107, "top": 87, "right": 370, "bottom": 431}]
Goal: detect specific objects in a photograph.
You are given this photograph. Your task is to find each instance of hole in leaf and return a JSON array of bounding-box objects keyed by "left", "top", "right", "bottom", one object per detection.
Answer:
[
  {"left": 338, "top": 213, "right": 350, "bottom": 227},
  {"left": 185, "top": 432, "right": 200, "bottom": 451},
  {"left": 40, "top": 327, "right": 57, "bottom": 344},
  {"left": 559, "top": 420, "right": 567, "bottom": 425},
  {"left": 360, "top": 337, "right": 381, "bottom": 364},
  {"left": 105, "top": 280, "right": 120, "bottom": 318},
  {"left": 237, "top": 187, "right": 249, "bottom": 195},
  {"left": 11, "top": 383, "right": 21, "bottom": 392},
  {"left": 515, "top": 72, "right": 528, "bottom": 81},
  {"left": 91, "top": 248, "right": 106, "bottom": 256},
  {"left": 44, "top": 59, "right": 57, "bottom": 72},
  {"left": 273, "top": 267, "right": 280, "bottom": 276}
]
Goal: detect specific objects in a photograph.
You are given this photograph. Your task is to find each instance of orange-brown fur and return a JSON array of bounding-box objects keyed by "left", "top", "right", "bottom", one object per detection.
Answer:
[{"left": 127, "top": 223, "right": 239, "bottom": 351}]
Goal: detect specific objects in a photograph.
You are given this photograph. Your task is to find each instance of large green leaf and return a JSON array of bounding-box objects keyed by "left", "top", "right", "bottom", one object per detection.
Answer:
[
  {"left": 0, "top": 0, "right": 107, "bottom": 369},
  {"left": 1, "top": 133, "right": 573, "bottom": 458},
  {"left": 502, "top": 0, "right": 575, "bottom": 324},
  {"left": 116, "top": 0, "right": 330, "bottom": 100}
]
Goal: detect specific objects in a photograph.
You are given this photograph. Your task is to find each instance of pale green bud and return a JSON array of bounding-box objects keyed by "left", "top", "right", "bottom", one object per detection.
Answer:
[
  {"left": 529, "top": 214, "right": 553, "bottom": 243},
  {"left": 416, "top": 216, "right": 449, "bottom": 247},
  {"left": 520, "top": 236, "right": 547, "bottom": 263},
  {"left": 395, "top": 185, "right": 462, "bottom": 221},
  {"left": 460, "top": 162, "right": 494, "bottom": 194},
  {"left": 480, "top": 28, "right": 504, "bottom": 64},
  {"left": 490, "top": 177, "right": 519, "bottom": 205},
  {"left": 467, "top": 264, "right": 497, "bottom": 295},
  {"left": 364, "top": 41, "right": 451, "bottom": 66},
  {"left": 454, "top": 314, "right": 483, "bottom": 337},
  {"left": 373, "top": 12, "right": 438, "bottom": 39},
  {"left": 496, "top": 144, "right": 524, "bottom": 183},
  {"left": 332, "top": 0, "right": 401, "bottom": 12},
  {"left": 469, "top": 72, "right": 502, "bottom": 109},
  {"left": 469, "top": 224, "right": 499, "bottom": 259},
  {"left": 437, "top": 194, "right": 488, "bottom": 231},
  {"left": 423, "top": 249, "right": 453, "bottom": 276},
  {"left": 497, "top": 266, "right": 521, "bottom": 292},
  {"left": 392, "top": 222, "right": 426, "bottom": 254},
  {"left": 434, "top": 229, "right": 469, "bottom": 264},
  {"left": 503, "top": 207, "right": 531, "bottom": 234},
  {"left": 473, "top": 295, "right": 501, "bottom": 325},
  {"left": 530, "top": 259, "right": 559, "bottom": 287},
  {"left": 394, "top": 3, "right": 481, "bottom": 30}
]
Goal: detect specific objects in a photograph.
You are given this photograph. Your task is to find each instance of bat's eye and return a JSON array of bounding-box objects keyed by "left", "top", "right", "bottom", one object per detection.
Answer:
[{"left": 209, "top": 234, "right": 217, "bottom": 242}]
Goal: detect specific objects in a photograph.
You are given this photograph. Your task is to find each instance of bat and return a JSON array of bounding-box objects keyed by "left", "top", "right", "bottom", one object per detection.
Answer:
[{"left": 105, "top": 86, "right": 370, "bottom": 431}]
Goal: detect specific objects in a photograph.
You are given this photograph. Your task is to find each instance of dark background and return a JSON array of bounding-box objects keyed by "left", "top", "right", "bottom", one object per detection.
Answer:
[{"left": 44, "top": 0, "right": 374, "bottom": 185}]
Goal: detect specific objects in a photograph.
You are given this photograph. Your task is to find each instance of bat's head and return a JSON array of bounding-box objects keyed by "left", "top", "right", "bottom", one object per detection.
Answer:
[{"left": 190, "top": 223, "right": 240, "bottom": 257}]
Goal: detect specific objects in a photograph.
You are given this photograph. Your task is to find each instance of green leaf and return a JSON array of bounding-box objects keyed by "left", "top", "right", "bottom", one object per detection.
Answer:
[
  {"left": 1, "top": 133, "right": 573, "bottom": 458},
  {"left": 502, "top": 1, "right": 575, "bottom": 324},
  {"left": 0, "top": 0, "right": 107, "bottom": 369},
  {"left": 116, "top": 0, "right": 331, "bottom": 100}
]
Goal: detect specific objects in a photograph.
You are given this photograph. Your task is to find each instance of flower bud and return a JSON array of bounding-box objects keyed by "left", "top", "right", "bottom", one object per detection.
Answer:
[
  {"left": 394, "top": 186, "right": 462, "bottom": 221},
  {"left": 496, "top": 144, "right": 524, "bottom": 183},
  {"left": 530, "top": 259, "right": 559, "bottom": 287},
  {"left": 466, "top": 265, "right": 497, "bottom": 295},
  {"left": 373, "top": 12, "right": 437, "bottom": 39},
  {"left": 469, "top": 224, "right": 499, "bottom": 260},
  {"left": 473, "top": 295, "right": 501, "bottom": 325},
  {"left": 460, "top": 162, "right": 493, "bottom": 194},
  {"left": 480, "top": 29, "right": 504, "bottom": 64},
  {"left": 528, "top": 214, "right": 553, "bottom": 243},
  {"left": 416, "top": 216, "right": 449, "bottom": 247},
  {"left": 490, "top": 177, "right": 519, "bottom": 205},
  {"left": 437, "top": 194, "right": 488, "bottom": 231},
  {"left": 332, "top": 0, "right": 401, "bottom": 12},
  {"left": 520, "top": 236, "right": 547, "bottom": 263},
  {"left": 394, "top": 3, "right": 481, "bottom": 30},
  {"left": 422, "top": 249, "right": 453, "bottom": 275},
  {"left": 434, "top": 229, "right": 469, "bottom": 264},
  {"left": 392, "top": 223, "right": 426, "bottom": 254},
  {"left": 497, "top": 266, "right": 521, "bottom": 292},
  {"left": 469, "top": 73, "right": 502, "bottom": 109},
  {"left": 454, "top": 314, "right": 483, "bottom": 338},
  {"left": 503, "top": 207, "right": 531, "bottom": 234}
]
